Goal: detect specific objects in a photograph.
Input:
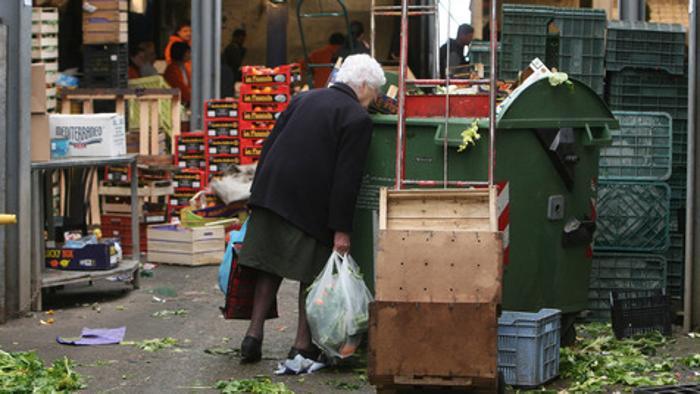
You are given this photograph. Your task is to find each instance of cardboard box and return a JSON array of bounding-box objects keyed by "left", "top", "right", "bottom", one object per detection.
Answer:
[
  {"left": 45, "top": 239, "right": 120, "bottom": 271},
  {"left": 83, "top": 30, "right": 128, "bottom": 45},
  {"left": 147, "top": 224, "right": 225, "bottom": 266},
  {"left": 205, "top": 120, "right": 239, "bottom": 137},
  {"left": 83, "top": 10, "right": 128, "bottom": 24},
  {"left": 49, "top": 113, "right": 126, "bottom": 157},
  {"left": 207, "top": 138, "right": 240, "bottom": 156},
  {"left": 176, "top": 133, "right": 207, "bottom": 155},
  {"left": 31, "top": 114, "right": 51, "bottom": 161},
  {"left": 31, "top": 64, "right": 47, "bottom": 114},
  {"left": 208, "top": 155, "right": 241, "bottom": 174},
  {"left": 240, "top": 84, "right": 290, "bottom": 104},
  {"left": 175, "top": 153, "right": 207, "bottom": 170},
  {"left": 239, "top": 120, "right": 276, "bottom": 132},
  {"left": 205, "top": 100, "right": 239, "bottom": 119},
  {"left": 85, "top": 0, "right": 128, "bottom": 10},
  {"left": 241, "top": 140, "right": 263, "bottom": 159},
  {"left": 240, "top": 129, "right": 272, "bottom": 139},
  {"left": 241, "top": 64, "right": 302, "bottom": 85},
  {"left": 239, "top": 102, "right": 286, "bottom": 122},
  {"left": 173, "top": 169, "right": 207, "bottom": 190}
]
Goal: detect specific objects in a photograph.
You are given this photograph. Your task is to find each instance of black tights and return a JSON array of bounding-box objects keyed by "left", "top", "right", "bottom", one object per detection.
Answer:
[{"left": 245, "top": 271, "right": 314, "bottom": 351}]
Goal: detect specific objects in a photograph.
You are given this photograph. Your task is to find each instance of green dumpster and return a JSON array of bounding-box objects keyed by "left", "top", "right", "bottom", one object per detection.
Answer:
[{"left": 352, "top": 76, "right": 618, "bottom": 319}]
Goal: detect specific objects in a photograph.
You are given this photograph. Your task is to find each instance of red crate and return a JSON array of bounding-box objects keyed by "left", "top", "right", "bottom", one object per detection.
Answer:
[
  {"left": 208, "top": 155, "right": 242, "bottom": 177},
  {"left": 207, "top": 137, "right": 241, "bottom": 156},
  {"left": 170, "top": 190, "right": 197, "bottom": 208},
  {"left": 240, "top": 84, "right": 291, "bottom": 104},
  {"left": 241, "top": 64, "right": 302, "bottom": 85},
  {"left": 103, "top": 166, "right": 170, "bottom": 184},
  {"left": 240, "top": 138, "right": 263, "bottom": 159},
  {"left": 205, "top": 119, "right": 239, "bottom": 138},
  {"left": 175, "top": 153, "right": 207, "bottom": 171},
  {"left": 175, "top": 132, "right": 207, "bottom": 155},
  {"left": 204, "top": 99, "right": 239, "bottom": 120},
  {"left": 239, "top": 102, "right": 287, "bottom": 122},
  {"left": 172, "top": 169, "right": 207, "bottom": 190},
  {"left": 100, "top": 214, "right": 148, "bottom": 255},
  {"left": 239, "top": 119, "right": 276, "bottom": 132}
]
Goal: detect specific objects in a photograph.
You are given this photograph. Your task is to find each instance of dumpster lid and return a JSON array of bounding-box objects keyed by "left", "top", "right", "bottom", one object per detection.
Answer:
[{"left": 496, "top": 75, "right": 619, "bottom": 130}]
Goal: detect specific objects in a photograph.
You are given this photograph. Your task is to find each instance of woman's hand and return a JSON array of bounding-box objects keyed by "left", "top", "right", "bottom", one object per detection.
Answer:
[{"left": 334, "top": 232, "right": 351, "bottom": 255}]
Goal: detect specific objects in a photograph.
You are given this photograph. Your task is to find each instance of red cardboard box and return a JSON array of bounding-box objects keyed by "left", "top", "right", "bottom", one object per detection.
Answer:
[
  {"left": 175, "top": 133, "right": 207, "bottom": 155},
  {"left": 240, "top": 84, "right": 290, "bottom": 104},
  {"left": 240, "top": 129, "right": 272, "bottom": 139},
  {"left": 240, "top": 138, "right": 263, "bottom": 159},
  {"left": 239, "top": 102, "right": 286, "bottom": 122},
  {"left": 172, "top": 169, "right": 207, "bottom": 190},
  {"left": 239, "top": 120, "right": 276, "bottom": 132},
  {"left": 208, "top": 137, "right": 241, "bottom": 156},
  {"left": 175, "top": 153, "right": 207, "bottom": 171},
  {"left": 103, "top": 166, "right": 170, "bottom": 184},
  {"left": 205, "top": 119, "right": 239, "bottom": 138},
  {"left": 204, "top": 99, "right": 239, "bottom": 119},
  {"left": 241, "top": 64, "right": 302, "bottom": 85},
  {"left": 208, "top": 155, "right": 241, "bottom": 176}
]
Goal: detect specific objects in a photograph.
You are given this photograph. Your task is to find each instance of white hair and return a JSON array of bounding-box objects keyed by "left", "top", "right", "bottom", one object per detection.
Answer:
[{"left": 335, "top": 54, "right": 386, "bottom": 90}]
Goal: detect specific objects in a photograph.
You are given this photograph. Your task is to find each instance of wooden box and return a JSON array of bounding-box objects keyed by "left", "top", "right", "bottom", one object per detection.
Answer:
[
  {"left": 375, "top": 230, "right": 502, "bottom": 303},
  {"left": 379, "top": 187, "right": 497, "bottom": 232},
  {"left": 369, "top": 301, "right": 499, "bottom": 391},
  {"left": 147, "top": 224, "right": 225, "bottom": 266}
]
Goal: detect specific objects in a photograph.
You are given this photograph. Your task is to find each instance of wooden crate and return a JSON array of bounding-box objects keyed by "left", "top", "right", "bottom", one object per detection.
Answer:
[
  {"left": 379, "top": 187, "right": 497, "bottom": 232},
  {"left": 369, "top": 301, "right": 499, "bottom": 391},
  {"left": 375, "top": 230, "right": 502, "bottom": 303},
  {"left": 147, "top": 224, "right": 225, "bottom": 266}
]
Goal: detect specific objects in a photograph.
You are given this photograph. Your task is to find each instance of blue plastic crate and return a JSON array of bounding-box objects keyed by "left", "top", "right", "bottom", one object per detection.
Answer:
[
  {"left": 497, "top": 309, "right": 561, "bottom": 387},
  {"left": 599, "top": 111, "right": 672, "bottom": 181},
  {"left": 606, "top": 21, "right": 686, "bottom": 75},
  {"left": 587, "top": 253, "right": 667, "bottom": 321},
  {"left": 594, "top": 181, "right": 671, "bottom": 252}
]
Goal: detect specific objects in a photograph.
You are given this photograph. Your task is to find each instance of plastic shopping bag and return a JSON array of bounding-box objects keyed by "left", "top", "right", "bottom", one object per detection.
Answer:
[
  {"left": 305, "top": 252, "right": 373, "bottom": 359},
  {"left": 218, "top": 219, "right": 248, "bottom": 294}
]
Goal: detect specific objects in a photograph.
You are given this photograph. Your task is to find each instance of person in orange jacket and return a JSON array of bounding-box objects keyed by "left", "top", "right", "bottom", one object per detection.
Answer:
[
  {"left": 301, "top": 32, "right": 345, "bottom": 89},
  {"left": 164, "top": 42, "right": 192, "bottom": 106},
  {"left": 165, "top": 22, "right": 192, "bottom": 73}
]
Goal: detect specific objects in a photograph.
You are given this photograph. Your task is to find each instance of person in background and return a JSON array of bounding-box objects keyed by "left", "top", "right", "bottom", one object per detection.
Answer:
[
  {"left": 221, "top": 59, "right": 235, "bottom": 98},
  {"left": 138, "top": 41, "right": 159, "bottom": 77},
  {"left": 440, "top": 23, "right": 474, "bottom": 78},
  {"left": 335, "top": 21, "right": 371, "bottom": 60},
  {"left": 303, "top": 32, "right": 345, "bottom": 88},
  {"left": 164, "top": 42, "right": 192, "bottom": 106},
  {"left": 223, "top": 29, "right": 247, "bottom": 83},
  {"left": 165, "top": 22, "right": 192, "bottom": 63},
  {"left": 236, "top": 54, "right": 385, "bottom": 364},
  {"left": 128, "top": 45, "right": 145, "bottom": 79}
]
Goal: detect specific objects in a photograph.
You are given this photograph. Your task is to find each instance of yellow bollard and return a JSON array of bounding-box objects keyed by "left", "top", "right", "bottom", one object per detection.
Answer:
[{"left": 0, "top": 214, "right": 17, "bottom": 225}]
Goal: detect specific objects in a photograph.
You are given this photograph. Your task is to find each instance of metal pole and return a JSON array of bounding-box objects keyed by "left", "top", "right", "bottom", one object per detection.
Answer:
[
  {"left": 618, "top": 0, "right": 645, "bottom": 21},
  {"left": 434, "top": 1, "right": 440, "bottom": 79},
  {"left": 394, "top": 0, "right": 409, "bottom": 190},
  {"left": 191, "top": 0, "right": 221, "bottom": 129},
  {"left": 370, "top": 0, "right": 376, "bottom": 58},
  {"left": 443, "top": 0, "right": 451, "bottom": 188},
  {"left": 488, "top": 0, "right": 498, "bottom": 186},
  {"left": 267, "top": 1, "right": 288, "bottom": 67},
  {"left": 685, "top": 0, "right": 698, "bottom": 333}
]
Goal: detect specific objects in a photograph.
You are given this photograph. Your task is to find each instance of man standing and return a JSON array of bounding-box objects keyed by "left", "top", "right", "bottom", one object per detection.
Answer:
[
  {"left": 440, "top": 23, "right": 474, "bottom": 78},
  {"left": 304, "top": 32, "right": 345, "bottom": 88},
  {"left": 223, "top": 29, "right": 247, "bottom": 83}
]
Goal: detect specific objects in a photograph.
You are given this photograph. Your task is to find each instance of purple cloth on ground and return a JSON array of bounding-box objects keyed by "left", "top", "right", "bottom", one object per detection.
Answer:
[{"left": 57, "top": 327, "right": 126, "bottom": 346}]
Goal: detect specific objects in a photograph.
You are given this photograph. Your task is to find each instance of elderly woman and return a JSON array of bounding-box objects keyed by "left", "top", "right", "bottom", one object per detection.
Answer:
[{"left": 237, "top": 54, "right": 386, "bottom": 363}]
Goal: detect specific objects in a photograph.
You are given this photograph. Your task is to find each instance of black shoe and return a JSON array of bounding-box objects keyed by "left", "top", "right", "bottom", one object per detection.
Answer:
[
  {"left": 287, "top": 345, "right": 322, "bottom": 361},
  {"left": 240, "top": 336, "right": 262, "bottom": 363}
]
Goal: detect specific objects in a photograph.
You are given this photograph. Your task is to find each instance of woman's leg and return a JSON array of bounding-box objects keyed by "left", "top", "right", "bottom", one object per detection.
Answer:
[
  {"left": 245, "top": 270, "right": 282, "bottom": 340},
  {"left": 293, "top": 281, "right": 313, "bottom": 351}
]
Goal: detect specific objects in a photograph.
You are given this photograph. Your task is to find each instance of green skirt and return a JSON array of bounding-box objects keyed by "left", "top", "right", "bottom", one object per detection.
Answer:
[{"left": 237, "top": 208, "right": 333, "bottom": 284}]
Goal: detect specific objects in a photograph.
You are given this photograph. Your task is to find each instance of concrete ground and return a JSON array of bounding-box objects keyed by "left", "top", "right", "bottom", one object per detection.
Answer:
[{"left": 0, "top": 265, "right": 373, "bottom": 394}]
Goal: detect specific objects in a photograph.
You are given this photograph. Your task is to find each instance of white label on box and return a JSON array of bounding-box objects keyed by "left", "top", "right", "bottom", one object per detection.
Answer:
[
  {"left": 209, "top": 147, "right": 216, "bottom": 154},
  {"left": 208, "top": 130, "right": 215, "bottom": 136},
  {"left": 193, "top": 181, "right": 200, "bottom": 188},
  {"left": 207, "top": 110, "right": 215, "bottom": 117},
  {"left": 210, "top": 165, "right": 218, "bottom": 171},
  {"left": 178, "top": 162, "right": 186, "bottom": 168},
  {"left": 230, "top": 111, "right": 238, "bottom": 117},
  {"left": 178, "top": 145, "right": 185, "bottom": 152},
  {"left": 173, "top": 181, "right": 179, "bottom": 188}
]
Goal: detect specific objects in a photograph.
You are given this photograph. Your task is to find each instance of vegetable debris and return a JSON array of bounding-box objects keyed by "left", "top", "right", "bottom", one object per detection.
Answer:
[
  {"left": 215, "top": 376, "right": 294, "bottom": 393},
  {"left": 458, "top": 120, "right": 481, "bottom": 152},
  {"left": 122, "top": 337, "right": 178, "bottom": 352},
  {"left": 0, "top": 350, "right": 85, "bottom": 392},
  {"left": 151, "top": 309, "right": 188, "bottom": 318}
]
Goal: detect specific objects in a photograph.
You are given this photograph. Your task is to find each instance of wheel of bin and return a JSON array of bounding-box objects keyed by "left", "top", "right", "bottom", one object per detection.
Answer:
[
  {"left": 560, "top": 312, "right": 578, "bottom": 347},
  {"left": 497, "top": 371, "right": 506, "bottom": 394}
]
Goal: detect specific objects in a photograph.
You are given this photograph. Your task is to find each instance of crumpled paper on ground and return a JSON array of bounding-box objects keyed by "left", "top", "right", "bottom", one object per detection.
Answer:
[{"left": 274, "top": 354, "right": 326, "bottom": 375}]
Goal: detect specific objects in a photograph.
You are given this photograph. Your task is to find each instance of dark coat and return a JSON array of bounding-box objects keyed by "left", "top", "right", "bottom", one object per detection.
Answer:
[{"left": 248, "top": 83, "right": 373, "bottom": 246}]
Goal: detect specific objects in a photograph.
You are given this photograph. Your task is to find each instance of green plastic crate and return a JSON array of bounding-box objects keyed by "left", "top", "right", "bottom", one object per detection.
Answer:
[
  {"left": 594, "top": 181, "right": 670, "bottom": 252},
  {"left": 666, "top": 232, "right": 684, "bottom": 299},
  {"left": 672, "top": 119, "right": 688, "bottom": 166},
  {"left": 606, "top": 21, "right": 686, "bottom": 75},
  {"left": 587, "top": 253, "right": 667, "bottom": 321},
  {"left": 607, "top": 69, "right": 688, "bottom": 120},
  {"left": 468, "top": 41, "right": 501, "bottom": 78},
  {"left": 599, "top": 111, "right": 672, "bottom": 181},
  {"left": 501, "top": 5, "right": 553, "bottom": 80}
]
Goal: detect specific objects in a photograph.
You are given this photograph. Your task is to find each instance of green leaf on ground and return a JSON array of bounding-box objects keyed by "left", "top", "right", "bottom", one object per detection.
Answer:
[
  {"left": 215, "top": 376, "right": 294, "bottom": 393},
  {"left": 204, "top": 347, "right": 238, "bottom": 356},
  {"left": 152, "top": 309, "right": 188, "bottom": 318},
  {"left": 0, "top": 350, "right": 86, "bottom": 392},
  {"left": 122, "top": 337, "right": 178, "bottom": 352}
]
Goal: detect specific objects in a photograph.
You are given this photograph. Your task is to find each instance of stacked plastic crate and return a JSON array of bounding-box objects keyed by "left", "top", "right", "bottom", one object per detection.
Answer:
[
  {"left": 172, "top": 132, "right": 209, "bottom": 217},
  {"left": 31, "top": 7, "right": 58, "bottom": 112},
  {"left": 589, "top": 111, "right": 673, "bottom": 321},
  {"left": 500, "top": 5, "right": 606, "bottom": 95},
  {"left": 604, "top": 20, "right": 688, "bottom": 301},
  {"left": 205, "top": 100, "right": 241, "bottom": 179},
  {"left": 82, "top": 0, "right": 128, "bottom": 88}
]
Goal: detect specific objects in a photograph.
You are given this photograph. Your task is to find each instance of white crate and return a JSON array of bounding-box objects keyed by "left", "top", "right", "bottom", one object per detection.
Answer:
[
  {"left": 32, "top": 46, "right": 58, "bottom": 61},
  {"left": 31, "top": 35, "right": 58, "bottom": 47},
  {"left": 46, "top": 71, "right": 58, "bottom": 85},
  {"left": 32, "top": 8, "right": 59, "bottom": 23},
  {"left": 44, "top": 61, "right": 58, "bottom": 73},
  {"left": 31, "top": 22, "right": 59, "bottom": 35}
]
